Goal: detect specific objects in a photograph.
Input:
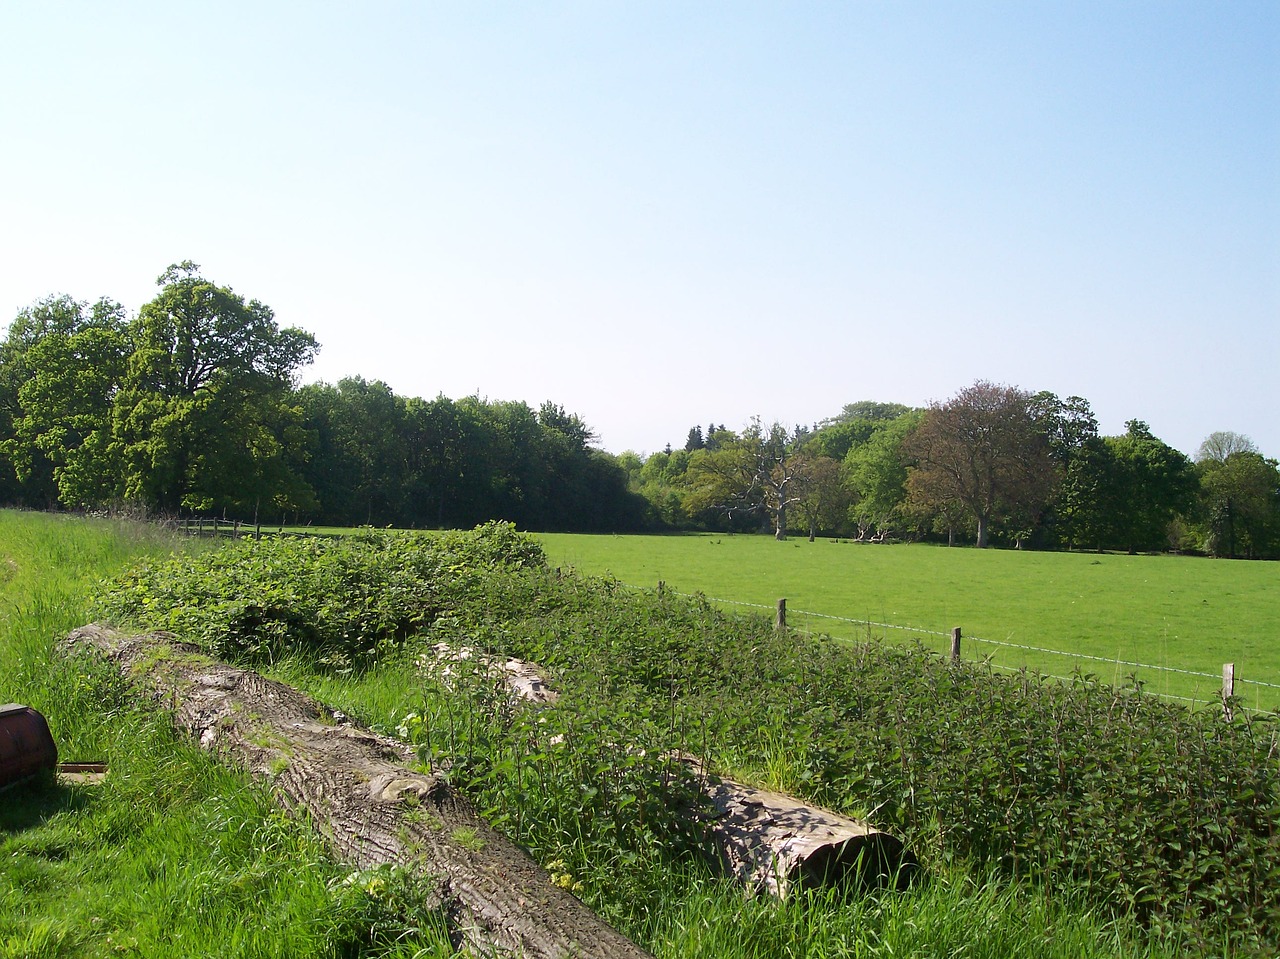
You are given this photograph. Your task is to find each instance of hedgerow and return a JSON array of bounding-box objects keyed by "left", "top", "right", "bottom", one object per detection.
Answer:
[{"left": 101, "top": 524, "right": 1280, "bottom": 955}]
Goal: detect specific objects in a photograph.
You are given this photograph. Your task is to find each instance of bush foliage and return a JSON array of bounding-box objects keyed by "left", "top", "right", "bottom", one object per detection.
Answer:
[{"left": 101, "top": 523, "right": 1280, "bottom": 955}]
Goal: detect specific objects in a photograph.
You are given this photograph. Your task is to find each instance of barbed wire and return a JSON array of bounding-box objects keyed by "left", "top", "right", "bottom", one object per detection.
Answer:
[{"left": 645, "top": 584, "right": 1278, "bottom": 697}]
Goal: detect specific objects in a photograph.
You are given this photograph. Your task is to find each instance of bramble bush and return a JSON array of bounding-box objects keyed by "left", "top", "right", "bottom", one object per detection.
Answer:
[{"left": 102, "top": 523, "right": 1280, "bottom": 956}]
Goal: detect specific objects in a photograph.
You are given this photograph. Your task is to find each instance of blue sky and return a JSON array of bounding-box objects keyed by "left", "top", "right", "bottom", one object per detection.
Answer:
[{"left": 2, "top": 2, "right": 1276, "bottom": 457}]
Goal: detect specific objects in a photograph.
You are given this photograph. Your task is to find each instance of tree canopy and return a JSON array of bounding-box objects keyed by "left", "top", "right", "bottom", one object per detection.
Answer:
[
  {"left": 2, "top": 268, "right": 1276, "bottom": 556},
  {"left": 904, "top": 382, "right": 1057, "bottom": 548}
]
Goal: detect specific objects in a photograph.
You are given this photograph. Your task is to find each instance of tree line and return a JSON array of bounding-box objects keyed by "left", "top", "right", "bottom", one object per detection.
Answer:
[
  {"left": 3, "top": 264, "right": 1276, "bottom": 556},
  {"left": 628, "top": 388, "right": 1280, "bottom": 558},
  {"left": 0, "top": 264, "right": 649, "bottom": 531}
]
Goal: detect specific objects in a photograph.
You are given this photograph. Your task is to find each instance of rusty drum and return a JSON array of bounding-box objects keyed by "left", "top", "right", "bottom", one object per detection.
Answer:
[{"left": 0, "top": 703, "right": 58, "bottom": 790}]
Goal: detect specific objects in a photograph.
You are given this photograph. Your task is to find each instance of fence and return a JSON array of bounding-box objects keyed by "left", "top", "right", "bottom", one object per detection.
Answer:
[
  {"left": 176, "top": 517, "right": 311, "bottom": 540},
  {"left": 651, "top": 587, "right": 1279, "bottom": 717}
]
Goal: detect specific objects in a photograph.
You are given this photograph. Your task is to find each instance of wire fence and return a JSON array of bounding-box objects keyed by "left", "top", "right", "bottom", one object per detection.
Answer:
[{"left": 638, "top": 586, "right": 1279, "bottom": 716}]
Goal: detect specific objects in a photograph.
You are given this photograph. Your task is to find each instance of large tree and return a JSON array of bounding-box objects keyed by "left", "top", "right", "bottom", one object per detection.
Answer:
[
  {"left": 844, "top": 410, "right": 922, "bottom": 542},
  {"left": 1103, "top": 421, "right": 1198, "bottom": 554},
  {"left": 904, "top": 381, "right": 1058, "bottom": 548},
  {"left": 792, "top": 453, "right": 853, "bottom": 540},
  {"left": 686, "top": 419, "right": 809, "bottom": 539},
  {"left": 10, "top": 297, "right": 131, "bottom": 507},
  {"left": 0, "top": 295, "right": 131, "bottom": 507},
  {"left": 1196, "top": 431, "right": 1258, "bottom": 464},
  {"left": 1029, "top": 392, "right": 1104, "bottom": 550},
  {"left": 112, "top": 262, "right": 319, "bottom": 514},
  {"left": 1196, "top": 447, "right": 1280, "bottom": 559}
]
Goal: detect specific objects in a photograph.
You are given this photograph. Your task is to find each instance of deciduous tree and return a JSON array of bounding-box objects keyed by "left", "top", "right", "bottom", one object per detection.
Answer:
[
  {"left": 792, "top": 454, "right": 853, "bottom": 540},
  {"left": 112, "top": 262, "right": 319, "bottom": 514},
  {"left": 1196, "top": 448, "right": 1280, "bottom": 559},
  {"left": 686, "top": 419, "right": 809, "bottom": 539},
  {"left": 904, "top": 381, "right": 1057, "bottom": 548},
  {"left": 1103, "top": 421, "right": 1198, "bottom": 554},
  {"left": 1, "top": 295, "right": 130, "bottom": 507},
  {"left": 844, "top": 411, "right": 921, "bottom": 541}
]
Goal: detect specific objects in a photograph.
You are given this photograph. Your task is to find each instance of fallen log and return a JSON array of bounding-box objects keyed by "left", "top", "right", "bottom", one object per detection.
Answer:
[
  {"left": 680, "top": 757, "right": 917, "bottom": 898},
  {"left": 63, "top": 624, "right": 653, "bottom": 959},
  {"left": 423, "top": 643, "right": 915, "bottom": 898},
  {"left": 421, "top": 643, "right": 561, "bottom": 705}
]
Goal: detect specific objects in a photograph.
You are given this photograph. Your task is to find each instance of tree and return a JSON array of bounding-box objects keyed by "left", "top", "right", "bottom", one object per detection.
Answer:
[
  {"left": 1, "top": 295, "right": 130, "bottom": 507},
  {"left": 297, "top": 378, "right": 410, "bottom": 525},
  {"left": 1195, "top": 431, "right": 1258, "bottom": 464},
  {"left": 821, "top": 401, "right": 914, "bottom": 426},
  {"left": 1196, "top": 449, "right": 1280, "bottom": 559},
  {"left": 1103, "top": 421, "right": 1198, "bottom": 554},
  {"left": 903, "top": 381, "right": 1057, "bottom": 548},
  {"left": 686, "top": 419, "right": 809, "bottom": 539},
  {"left": 844, "top": 411, "right": 922, "bottom": 541},
  {"left": 792, "top": 454, "right": 853, "bottom": 540},
  {"left": 112, "top": 262, "right": 319, "bottom": 514},
  {"left": 1029, "top": 392, "right": 1102, "bottom": 549}
]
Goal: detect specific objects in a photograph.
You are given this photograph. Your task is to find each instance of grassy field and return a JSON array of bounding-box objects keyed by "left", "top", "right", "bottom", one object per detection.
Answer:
[
  {"left": 2, "top": 514, "right": 1265, "bottom": 956},
  {"left": 0, "top": 513, "right": 453, "bottom": 958},
  {"left": 535, "top": 533, "right": 1280, "bottom": 712}
]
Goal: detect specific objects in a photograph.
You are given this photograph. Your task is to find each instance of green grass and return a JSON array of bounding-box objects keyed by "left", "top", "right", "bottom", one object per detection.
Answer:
[
  {"left": 269, "top": 651, "right": 1185, "bottom": 959},
  {"left": 3, "top": 515, "right": 1261, "bottom": 957},
  {"left": 535, "top": 532, "right": 1280, "bottom": 711},
  {"left": 0, "top": 511, "right": 454, "bottom": 958}
]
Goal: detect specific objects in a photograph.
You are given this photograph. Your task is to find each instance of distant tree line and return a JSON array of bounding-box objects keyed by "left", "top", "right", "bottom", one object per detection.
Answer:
[
  {"left": 4, "top": 266, "right": 1276, "bottom": 555},
  {"left": 0, "top": 265, "right": 650, "bottom": 531},
  {"left": 627, "top": 387, "right": 1280, "bottom": 558}
]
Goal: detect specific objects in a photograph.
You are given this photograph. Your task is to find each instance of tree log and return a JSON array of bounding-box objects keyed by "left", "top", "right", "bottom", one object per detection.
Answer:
[
  {"left": 421, "top": 642, "right": 561, "bottom": 705},
  {"left": 422, "top": 643, "right": 915, "bottom": 898},
  {"left": 62, "top": 624, "right": 653, "bottom": 959},
  {"left": 683, "top": 758, "right": 917, "bottom": 898}
]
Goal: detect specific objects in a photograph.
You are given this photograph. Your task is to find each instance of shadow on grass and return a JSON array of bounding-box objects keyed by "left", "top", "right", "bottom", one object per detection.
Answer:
[{"left": 0, "top": 773, "right": 93, "bottom": 834}]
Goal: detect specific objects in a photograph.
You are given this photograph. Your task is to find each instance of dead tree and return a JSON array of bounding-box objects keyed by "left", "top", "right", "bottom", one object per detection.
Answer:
[{"left": 62, "top": 625, "right": 653, "bottom": 959}]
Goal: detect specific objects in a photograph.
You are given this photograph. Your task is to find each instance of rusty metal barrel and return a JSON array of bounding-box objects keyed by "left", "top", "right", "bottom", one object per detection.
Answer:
[{"left": 0, "top": 703, "right": 58, "bottom": 790}]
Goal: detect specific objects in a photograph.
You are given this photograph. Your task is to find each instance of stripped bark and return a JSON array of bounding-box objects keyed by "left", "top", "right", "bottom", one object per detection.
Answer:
[
  {"left": 681, "top": 757, "right": 916, "bottom": 897},
  {"left": 421, "top": 643, "right": 561, "bottom": 705},
  {"left": 62, "top": 624, "right": 652, "bottom": 959}
]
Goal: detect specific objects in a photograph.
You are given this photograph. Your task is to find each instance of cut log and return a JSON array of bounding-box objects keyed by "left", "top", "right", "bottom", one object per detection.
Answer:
[
  {"left": 422, "top": 644, "right": 915, "bottom": 898},
  {"left": 421, "top": 643, "right": 561, "bottom": 704},
  {"left": 63, "top": 624, "right": 652, "bottom": 959},
  {"left": 681, "top": 757, "right": 917, "bottom": 898}
]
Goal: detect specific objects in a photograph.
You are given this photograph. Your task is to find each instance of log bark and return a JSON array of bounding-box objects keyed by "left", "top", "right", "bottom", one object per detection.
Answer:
[
  {"left": 682, "top": 758, "right": 917, "bottom": 898},
  {"left": 63, "top": 624, "right": 652, "bottom": 959},
  {"left": 422, "top": 643, "right": 561, "bottom": 705}
]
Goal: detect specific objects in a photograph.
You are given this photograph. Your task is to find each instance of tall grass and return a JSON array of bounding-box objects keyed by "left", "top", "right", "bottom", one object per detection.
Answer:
[
  {"left": 0, "top": 512, "right": 454, "bottom": 959},
  {"left": 8, "top": 516, "right": 1256, "bottom": 958}
]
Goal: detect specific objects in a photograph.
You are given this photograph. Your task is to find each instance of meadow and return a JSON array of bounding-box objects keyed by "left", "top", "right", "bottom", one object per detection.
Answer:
[
  {"left": 0, "top": 513, "right": 453, "bottom": 958},
  {"left": 4, "top": 514, "right": 1277, "bottom": 957},
  {"left": 535, "top": 533, "right": 1280, "bottom": 711}
]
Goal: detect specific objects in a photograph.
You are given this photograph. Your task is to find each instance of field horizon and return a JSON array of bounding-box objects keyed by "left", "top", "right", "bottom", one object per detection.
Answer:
[{"left": 535, "top": 532, "right": 1280, "bottom": 712}]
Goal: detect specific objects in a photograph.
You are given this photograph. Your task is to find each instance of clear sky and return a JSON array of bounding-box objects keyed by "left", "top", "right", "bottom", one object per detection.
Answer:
[{"left": 2, "top": 2, "right": 1276, "bottom": 458}]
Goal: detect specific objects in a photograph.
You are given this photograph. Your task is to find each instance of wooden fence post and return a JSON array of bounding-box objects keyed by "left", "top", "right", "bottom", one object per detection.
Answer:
[
  {"left": 950, "top": 627, "right": 961, "bottom": 662},
  {"left": 1223, "top": 662, "right": 1235, "bottom": 720},
  {"left": 775, "top": 598, "right": 787, "bottom": 633}
]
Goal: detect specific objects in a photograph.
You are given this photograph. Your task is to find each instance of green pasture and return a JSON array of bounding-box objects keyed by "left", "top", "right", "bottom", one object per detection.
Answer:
[{"left": 535, "top": 533, "right": 1280, "bottom": 712}]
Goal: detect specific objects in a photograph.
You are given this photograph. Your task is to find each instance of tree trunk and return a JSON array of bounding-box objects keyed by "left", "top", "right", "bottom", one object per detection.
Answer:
[
  {"left": 421, "top": 648, "right": 916, "bottom": 899},
  {"left": 682, "top": 758, "right": 916, "bottom": 898},
  {"left": 975, "top": 514, "right": 988, "bottom": 548},
  {"left": 775, "top": 502, "right": 787, "bottom": 540},
  {"left": 61, "top": 625, "right": 653, "bottom": 959}
]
